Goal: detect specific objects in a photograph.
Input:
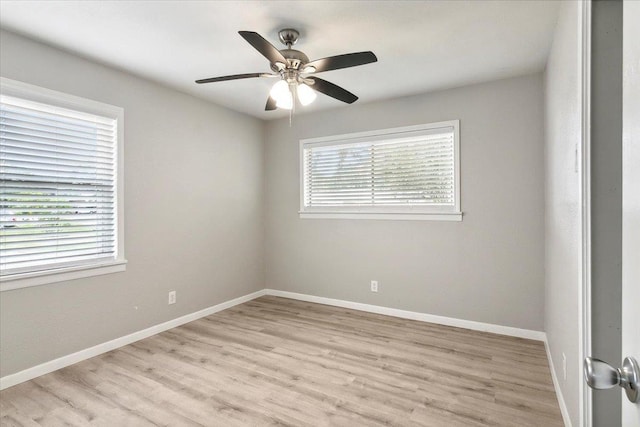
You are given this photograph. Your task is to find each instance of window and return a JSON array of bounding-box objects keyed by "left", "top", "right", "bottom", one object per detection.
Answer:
[
  {"left": 0, "top": 78, "right": 125, "bottom": 290},
  {"left": 300, "top": 121, "right": 461, "bottom": 220}
]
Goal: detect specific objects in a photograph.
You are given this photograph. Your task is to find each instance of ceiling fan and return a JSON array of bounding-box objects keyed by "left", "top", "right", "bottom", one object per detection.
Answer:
[{"left": 195, "top": 29, "right": 377, "bottom": 111}]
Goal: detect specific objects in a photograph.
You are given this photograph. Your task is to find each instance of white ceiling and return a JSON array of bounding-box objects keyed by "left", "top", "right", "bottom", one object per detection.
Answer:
[{"left": 0, "top": 1, "right": 559, "bottom": 120}]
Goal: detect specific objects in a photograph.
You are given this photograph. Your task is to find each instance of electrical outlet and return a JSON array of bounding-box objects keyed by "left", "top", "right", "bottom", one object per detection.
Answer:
[
  {"left": 562, "top": 353, "right": 567, "bottom": 381},
  {"left": 370, "top": 280, "right": 378, "bottom": 293},
  {"left": 168, "top": 290, "right": 176, "bottom": 305}
]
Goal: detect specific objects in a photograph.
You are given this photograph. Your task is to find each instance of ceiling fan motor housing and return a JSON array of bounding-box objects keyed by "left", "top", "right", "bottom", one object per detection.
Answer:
[{"left": 271, "top": 49, "right": 310, "bottom": 72}]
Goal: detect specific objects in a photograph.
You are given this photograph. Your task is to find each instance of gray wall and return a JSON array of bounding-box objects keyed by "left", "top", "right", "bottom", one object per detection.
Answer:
[
  {"left": 544, "top": 1, "right": 582, "bottom": 425},
  {"left": 591, "top": 0, "right": 623, "bottom": 425},
  {"left": 264, "top": 74, "right": 545, "bottom": 331},
  {"left": 0, "top": 30, "right": 265, "bottom": 377}
]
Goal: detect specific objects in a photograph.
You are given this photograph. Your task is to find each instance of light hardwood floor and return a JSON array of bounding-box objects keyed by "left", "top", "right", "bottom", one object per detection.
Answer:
[{"left": 0, "top": 296, "right": 563, "bottom": 426}]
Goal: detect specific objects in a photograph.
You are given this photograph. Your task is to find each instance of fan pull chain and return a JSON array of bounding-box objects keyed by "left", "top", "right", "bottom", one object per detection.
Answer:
[{"left": 289, "top": 83, "right": 296, "bottom": 127}]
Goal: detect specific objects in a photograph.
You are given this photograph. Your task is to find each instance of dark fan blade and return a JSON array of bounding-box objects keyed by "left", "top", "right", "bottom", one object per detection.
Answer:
[
  {"left": 196, "top": 73, "right": 277, "bottom": 84},
  {"left": 265, "top": 96, "right": 277, "bottom": 111},
  {"left": 305, "top": 51, "right": 377, "bottom": 73},
  {"left": 239, "top": 31, "right": 287, "bottom": 65},
  {"left": 196, "top": 73, "right": 271, "bottom": 84},
  {"left": 308, "top": 77, "right": 358, "bottom": 104}
]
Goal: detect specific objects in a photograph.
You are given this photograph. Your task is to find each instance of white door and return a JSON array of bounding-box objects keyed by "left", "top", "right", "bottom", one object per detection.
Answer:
[
  {"left": 622, "top": 0, "right": 640, "bottom": 425},
  {"left": 584, "top": 1, "right": 640, "bottom": 424}
]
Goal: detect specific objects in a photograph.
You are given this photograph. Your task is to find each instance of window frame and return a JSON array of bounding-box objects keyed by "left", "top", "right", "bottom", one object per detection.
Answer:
[
  {"left": 299, "top": 120, "right": 462, "bottom": 221},
  {"left": 0, "top": 77, "right": 126, "bottom": 291}
]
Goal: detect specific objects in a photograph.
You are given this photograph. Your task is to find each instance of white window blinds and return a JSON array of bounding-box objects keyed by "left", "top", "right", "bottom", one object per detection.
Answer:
[
  {"left": 301, "top": 122, "right": 460, "bottom": 218},
  {"left": 1, "top": 94, "right": 118, "bottom": 276}
]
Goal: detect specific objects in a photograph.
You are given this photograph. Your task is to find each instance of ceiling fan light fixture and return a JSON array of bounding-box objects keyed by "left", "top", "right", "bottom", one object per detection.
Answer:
[
  {"left": 276, "top": 93, "right": 293, "bottom": 110},
  {"left": 270, "top": 80, "right": 289, "bottom": 100},
  {"left": 297, "top": 83, "right": 317, "bottom": 106},
  {"left": 270, "top": 80, "right": 293, "bottom": 110}
]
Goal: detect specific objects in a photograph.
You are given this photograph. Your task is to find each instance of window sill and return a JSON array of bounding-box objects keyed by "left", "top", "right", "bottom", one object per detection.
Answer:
[
  {"left": 0, "top": 260, "right": 128, "bottom": 292},
  {"left": 299, "top": 211, "right": 463, "bottom": 221}
]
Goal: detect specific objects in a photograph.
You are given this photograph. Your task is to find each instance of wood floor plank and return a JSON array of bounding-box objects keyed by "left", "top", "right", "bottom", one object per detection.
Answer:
[{"left": 0, "top": 296, "right": 563, "bottom": 426}]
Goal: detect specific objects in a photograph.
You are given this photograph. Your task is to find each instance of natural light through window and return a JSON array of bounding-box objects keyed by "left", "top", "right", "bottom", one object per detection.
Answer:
[
  {"left": 0, "top": 78, "right": 125, "bottom": 290},
  {"left": 300, "top": 121, "right": 461, "bottom": 220}
]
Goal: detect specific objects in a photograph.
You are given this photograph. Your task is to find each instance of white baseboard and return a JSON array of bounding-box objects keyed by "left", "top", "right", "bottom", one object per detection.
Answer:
[
  {"left": 544, "top": 338, "right": 572, "bottom": 427},
  {"left": 1, "top": 288, "right": 548, "bottom": 392},
  {"left": 264, "top": 289, "right": 546, "bottom": 341},
  {"left": 0, "top": 289, "right": 267, "bottom": 391}
]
